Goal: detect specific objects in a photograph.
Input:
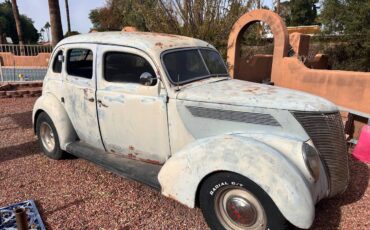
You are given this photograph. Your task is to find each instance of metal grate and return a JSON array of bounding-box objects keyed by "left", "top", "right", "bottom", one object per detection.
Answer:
[
  {"left": 292, "top": 111, "right": 349, "bottom": 197},
  {"left": 186, "top": 106, "right": 281, "bottom": 126}
]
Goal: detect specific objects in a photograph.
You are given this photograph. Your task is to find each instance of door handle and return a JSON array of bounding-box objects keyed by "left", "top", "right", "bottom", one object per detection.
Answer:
[
  {"left": 87, "top": 97, "right": 95, "bottom": 102},
  {"left": 97, "top": 99, "right": 108, "bottom": 108}
]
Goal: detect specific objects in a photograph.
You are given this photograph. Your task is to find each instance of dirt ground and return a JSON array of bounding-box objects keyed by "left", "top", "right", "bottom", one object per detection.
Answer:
[{"left": 0, "top": 97, "right": 369, "bottom": 230}]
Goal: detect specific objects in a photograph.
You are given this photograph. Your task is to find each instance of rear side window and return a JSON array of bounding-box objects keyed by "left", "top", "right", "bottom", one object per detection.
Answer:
[
  {"left": 52, "top": 50, "right": 63, "bottom": 73},
  {"left": 104, "top": 52, "right": 156, "bottom": 85},
  {"left": 67, "top": 49, "right": 93, "bottom": 79}
]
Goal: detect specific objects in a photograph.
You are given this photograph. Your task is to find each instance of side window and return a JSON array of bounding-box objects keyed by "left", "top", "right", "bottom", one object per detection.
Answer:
[
  {"left": 67, "top": 49, "right": 93, "bottom": 79},
  {"left": 52, "top": 50, "right": 63, "bottom": 73},
  {"left": 104, "top": 52, "right": 156, "bottom": 85}
]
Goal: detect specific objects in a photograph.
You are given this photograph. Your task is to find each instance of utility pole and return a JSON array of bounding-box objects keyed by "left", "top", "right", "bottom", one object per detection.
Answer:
[{"left": 65, "top": 0, "right": 71, "bottom": 34}]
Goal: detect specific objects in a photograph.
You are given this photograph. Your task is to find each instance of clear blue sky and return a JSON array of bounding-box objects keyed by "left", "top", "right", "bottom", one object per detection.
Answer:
[
  {"left": 2, "top": 0, "right": 275, "bottom": 34},
  {"left": 1, "top": 0, "right": 106, "bottom": 34}
]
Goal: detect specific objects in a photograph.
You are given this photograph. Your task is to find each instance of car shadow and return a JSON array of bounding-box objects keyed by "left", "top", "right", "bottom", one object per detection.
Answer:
[
  {"left": 309, "top": 156, "right": 369, "bottom": 229},
  {"left": 0, "top": 140, "right": 39, "bottom": 164},
  {"left": 10, "top": 111, "right": 33, "bottom": 129}
]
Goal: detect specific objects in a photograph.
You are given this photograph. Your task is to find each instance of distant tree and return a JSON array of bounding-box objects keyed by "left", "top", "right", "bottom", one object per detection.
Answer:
[
  {"left": 320, "top": 0, "right": 370, "bottom": 71},
  {"left": 89, "top": 0, "right": 148, "bottom": 31},
  {"left": 44, "top": 22, "right": 51, "bottom": 42},
  {"left": 282, "top": 0, "right": 318, "bottom": 26},
  {"left": 40, "top": 28, "right": 45, "bottom": 42},
  {"left": 319, "top": 0, "right": 343, "bottom": 34},
  {"left": 0, "top": 1, "right": 39, "bottom": 43},
  {"left": 321, "top": 0, "right": 370, "bottom": 36},
  {"left": 275, "top": 0, "right": 281, "bottom": 14},
  {"left": 89, "top": 0, "right": 253, "bottom": 56},
  {"left": 47, "top": 0, "right": 64, "bottom": 47}
]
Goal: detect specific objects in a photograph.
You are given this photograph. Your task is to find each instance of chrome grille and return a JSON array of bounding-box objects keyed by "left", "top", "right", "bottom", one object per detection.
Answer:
[
  {"left": 186, "top": 106, "right": 280, "bottom": 126},
  {"left": 292, "top": 111, "right": 349, "bottom": 197}
]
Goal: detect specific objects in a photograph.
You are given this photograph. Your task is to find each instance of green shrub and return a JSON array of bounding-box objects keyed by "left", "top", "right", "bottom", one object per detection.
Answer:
[{"left": 323, "top": 40, "right": 370, "bottom": 72}]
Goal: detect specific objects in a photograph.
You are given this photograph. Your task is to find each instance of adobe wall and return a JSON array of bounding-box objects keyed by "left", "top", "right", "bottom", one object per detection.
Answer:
[
  {"left": 237, "top": 54, "right": 273, "bottom": 83},
  {"left": 227, "top": 9, "right": 370, "bottom": 116},
  {"left": 0, "top": 52, "right": 50, "bottom": 67}
]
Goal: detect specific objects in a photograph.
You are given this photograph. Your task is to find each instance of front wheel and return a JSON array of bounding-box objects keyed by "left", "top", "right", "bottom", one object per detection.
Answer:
[{"left": 199, "top": 172, "right": 291, "bottom": 230}]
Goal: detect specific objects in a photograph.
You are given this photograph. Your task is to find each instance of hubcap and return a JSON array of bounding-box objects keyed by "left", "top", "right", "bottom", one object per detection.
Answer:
[
  {"left": 40, "top": 122, "right": 55, "bottom": 152},
  {"left": 215, "top": 187, "right": 267, "bottom": 230}
]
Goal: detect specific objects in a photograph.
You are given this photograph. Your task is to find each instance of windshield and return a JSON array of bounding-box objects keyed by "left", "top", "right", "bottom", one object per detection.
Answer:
[{"left": 162, "top": 48, "right": 228, "bottom": 85}]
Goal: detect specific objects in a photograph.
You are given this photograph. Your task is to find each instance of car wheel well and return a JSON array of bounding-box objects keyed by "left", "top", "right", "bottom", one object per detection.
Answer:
[
  {"left": 34, "top": 109, "right": 46, "bottom": 134},
  {"left": 195, "top": 170, "right": 232, "bottom": 208}
]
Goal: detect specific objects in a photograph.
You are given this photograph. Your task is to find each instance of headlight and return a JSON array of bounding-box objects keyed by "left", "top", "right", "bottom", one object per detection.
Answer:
[{"left": 302, "top": 142, "right": 321, "bottom": 181}]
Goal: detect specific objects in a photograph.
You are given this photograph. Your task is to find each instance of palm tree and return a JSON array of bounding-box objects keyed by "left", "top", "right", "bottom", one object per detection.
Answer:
[
  {"left": 65, "top": 0, "right": 71, "bottom": 35},
  {"left": 48, "top": 0, "right": 64, "bottom": 47},
  {"left": 11, "top": 0, "right": 25, "bottom": 54},
  {"left": 40, "top": 28, "right": 45, "bottom": 42},
  {"left": 44, "top": 22, "right": 51, "bottom": 43}
]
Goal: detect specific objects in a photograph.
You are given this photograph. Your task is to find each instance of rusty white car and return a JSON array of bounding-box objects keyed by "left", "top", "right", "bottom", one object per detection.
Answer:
[{"left": 32, "top": 32, "right": 349, "bottom": 230}]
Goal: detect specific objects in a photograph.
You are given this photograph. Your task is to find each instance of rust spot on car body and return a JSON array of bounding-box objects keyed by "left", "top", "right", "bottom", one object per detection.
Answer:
[
  {"left": 155, "top": 42, "right": 164, "bottom": 48},
  {"left": 127, "top": 153, "right": 136, "bottom": 159},
  {"left": 139, "top": 158, "right": 161, "bottom": 165},
  {"left": 125, "top": 153, "right": 161, "bottom": 165}
]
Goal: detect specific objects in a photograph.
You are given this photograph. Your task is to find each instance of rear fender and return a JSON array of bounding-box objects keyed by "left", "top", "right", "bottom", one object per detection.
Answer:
[
  {"left": 32, "top": 93, "right": 77, "bottom": 150},
  {"left": 158, "top": 135, "right": 314, "bottom": 229}
]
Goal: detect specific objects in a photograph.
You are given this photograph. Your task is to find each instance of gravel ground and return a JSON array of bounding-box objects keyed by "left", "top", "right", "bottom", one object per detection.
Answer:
[{"left": 0, "top": 97, "right": 369, "bottom": 230}]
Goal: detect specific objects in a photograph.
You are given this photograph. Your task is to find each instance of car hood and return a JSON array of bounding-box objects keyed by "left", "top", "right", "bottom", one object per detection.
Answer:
[{"left": 176, "top": 79, "right": 338, "bottom": 112}]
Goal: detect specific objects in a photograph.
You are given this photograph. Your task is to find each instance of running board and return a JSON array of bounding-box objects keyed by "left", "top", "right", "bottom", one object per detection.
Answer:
[{"left": 66, "top": 142, "right": 162, "bottom": 189}]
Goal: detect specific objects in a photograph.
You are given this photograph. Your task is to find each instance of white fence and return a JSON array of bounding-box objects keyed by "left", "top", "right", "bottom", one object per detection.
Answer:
[{"left": 0, "top": 44, "right": 52, "bottom": 56}]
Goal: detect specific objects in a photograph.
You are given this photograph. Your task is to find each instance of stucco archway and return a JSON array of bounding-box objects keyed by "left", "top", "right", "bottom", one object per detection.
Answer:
[{"left": 227, "top": 9, "right": 289, "bottom": 79}]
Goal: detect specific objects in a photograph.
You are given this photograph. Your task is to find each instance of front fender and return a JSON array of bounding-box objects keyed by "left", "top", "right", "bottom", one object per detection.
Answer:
[
  {"left": 158, "top": 135, "right": 314, "bottom": 229},
  {"left": 33, "top": 93, "right": 77, "bottom": 150}
]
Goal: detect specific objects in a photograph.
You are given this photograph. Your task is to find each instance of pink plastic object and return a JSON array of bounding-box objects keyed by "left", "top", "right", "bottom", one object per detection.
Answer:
[{"left": 353, "top": 125, "right": 370, "bottom": 163}]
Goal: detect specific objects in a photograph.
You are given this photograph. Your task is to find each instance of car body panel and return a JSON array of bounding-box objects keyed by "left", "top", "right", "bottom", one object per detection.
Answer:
[
  {"left": 61, "top": 43, "right": 104, "bottom": 150},
  {"left": 176, "top": 79, "right": 338, "bottom": 112},
  {"left": 95, "top": 45, "right": 171, "bottom": 163},
  {"left": 158, "top": 134, "right": 318, "bottom": 229}
]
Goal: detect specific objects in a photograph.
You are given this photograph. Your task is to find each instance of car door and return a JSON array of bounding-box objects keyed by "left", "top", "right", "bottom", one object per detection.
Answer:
[
  {"left": 96, "top": 45, "right": 170, "bottom": 164},
  {"left": 62, "top": 44, "right": 104, "bottom": 149}
]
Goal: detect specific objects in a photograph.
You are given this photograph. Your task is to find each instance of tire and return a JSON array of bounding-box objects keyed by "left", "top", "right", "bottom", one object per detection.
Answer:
[
  {"left": 199, "top": 172, "right": 291, "bottom": 230},
  {"left": 36, "top": 112, "right": 66, "bottom": 160}
]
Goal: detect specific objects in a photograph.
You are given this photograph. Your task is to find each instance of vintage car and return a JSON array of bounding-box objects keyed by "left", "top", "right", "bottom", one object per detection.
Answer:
[{"left": 32, "top": 32, "right": 349, "bottom": 230}]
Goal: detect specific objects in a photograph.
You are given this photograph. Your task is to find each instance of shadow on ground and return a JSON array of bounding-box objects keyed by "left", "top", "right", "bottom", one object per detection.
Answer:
[
  {"left": 0, "top": 140, "right": 39, "bottom": 163},
  {"left": 310, "top": 156, "right": 369, "bottom": 229},
  {"left": 10, "top": 111, "right": 33, "bottom": 129}
]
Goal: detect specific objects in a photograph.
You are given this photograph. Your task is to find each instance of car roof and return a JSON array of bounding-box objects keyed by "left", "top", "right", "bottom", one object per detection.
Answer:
[{"left": 57, "top": 31, "right": 214, "bottom": 55}]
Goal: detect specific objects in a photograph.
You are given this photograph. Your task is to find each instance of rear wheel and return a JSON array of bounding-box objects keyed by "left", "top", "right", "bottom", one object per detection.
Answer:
[
  {"left": 199, "top": 172, "right": 291, "bottom": 230},
  {"left": 36, "top": 112, "right": 66, "bottom": 160}
]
